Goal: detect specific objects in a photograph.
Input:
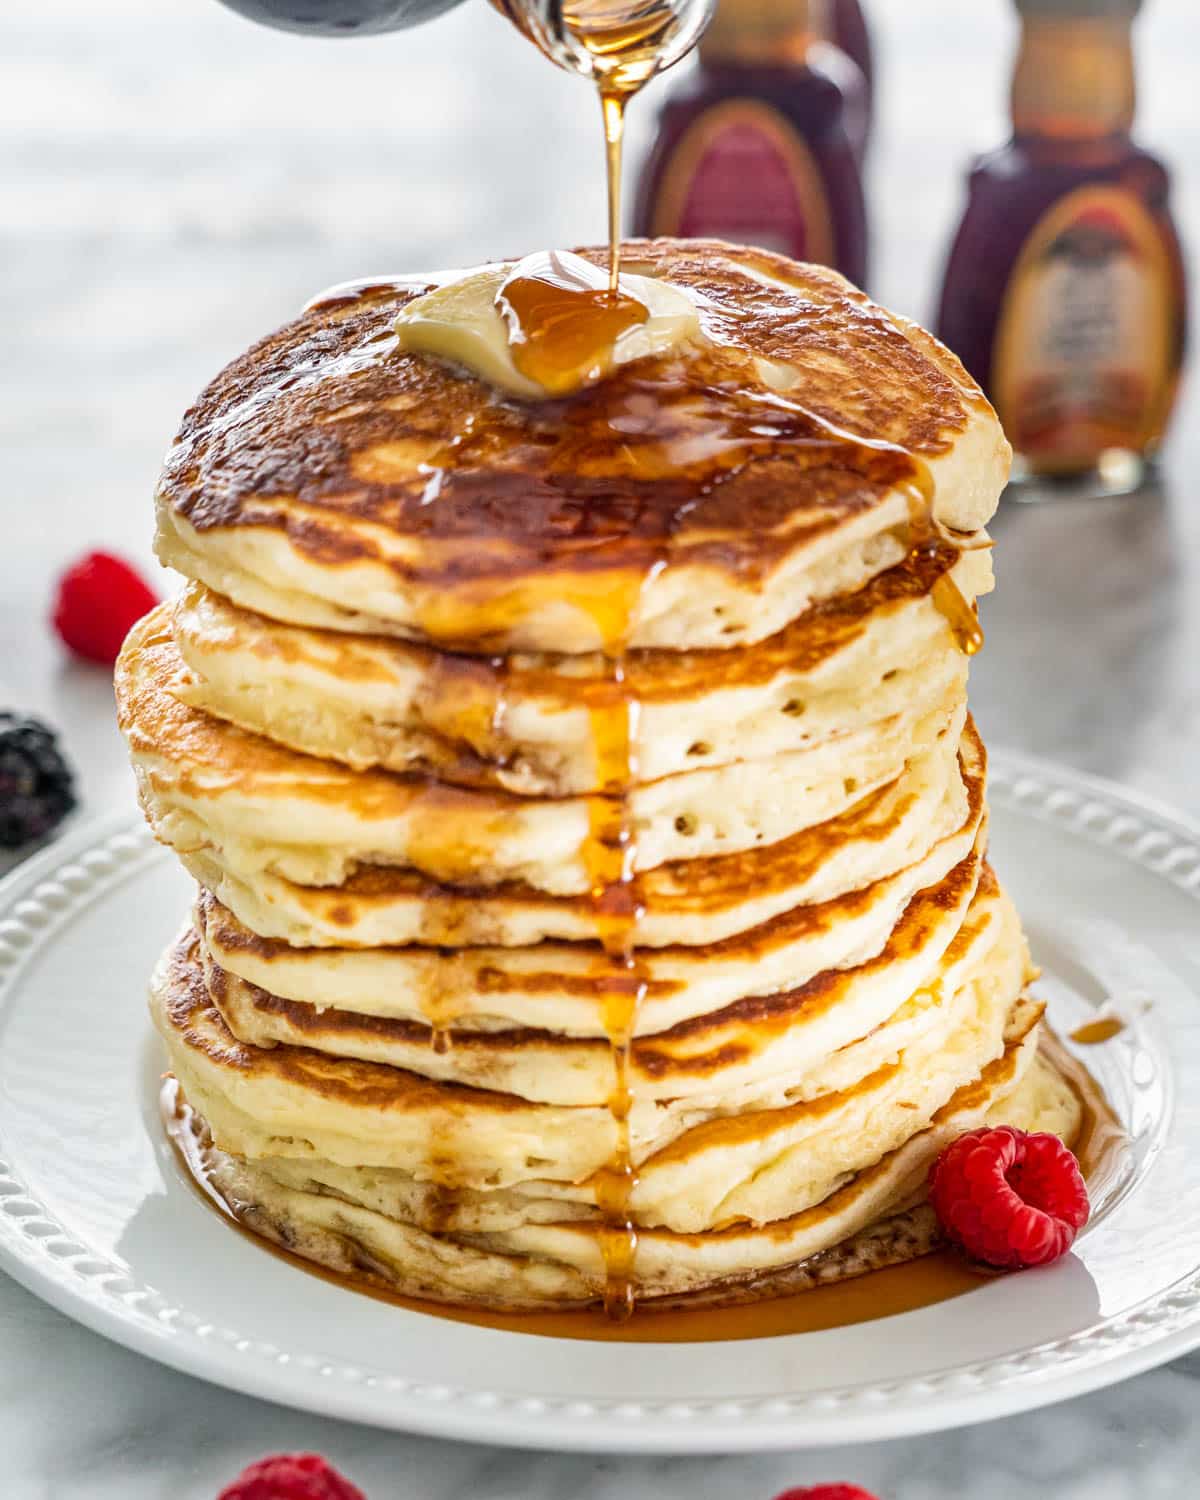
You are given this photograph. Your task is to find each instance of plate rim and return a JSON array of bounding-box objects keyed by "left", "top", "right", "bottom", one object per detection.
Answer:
[{"left": 1, "top": 752, "right": 1199, "bottom": 1452}]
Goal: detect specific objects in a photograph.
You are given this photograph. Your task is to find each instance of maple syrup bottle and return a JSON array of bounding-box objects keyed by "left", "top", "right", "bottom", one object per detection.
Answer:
[
  {"left": 633, "top": 0, "right": 868, "bottom": 286},
  {"left": 937, "top": 0, "right": 1187, "bottom": 494}
]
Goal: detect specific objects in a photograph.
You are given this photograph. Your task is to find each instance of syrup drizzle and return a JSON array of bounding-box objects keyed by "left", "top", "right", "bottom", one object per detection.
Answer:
[
  {"left": 1069, "top": 1015, "right": 1126, "bottom": 1046},
  {"left": 579, "top": 574, "right": 655, "bottom": 1321},
  {"left": 422, "top": 964, "right": 458, "bottom": 1057},
  {"left": 931, "top": 574, "right": 984, "bottom": 657},
  {"left": 485, "top": 0, "right": 728, "bottom": 1311},
  {"left": 904, "top": 485, "right": 984, "bottom": 656}
]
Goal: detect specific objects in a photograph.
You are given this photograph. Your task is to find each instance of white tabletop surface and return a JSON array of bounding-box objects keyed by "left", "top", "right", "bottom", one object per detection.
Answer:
[{"left": 4, "top": 1, "right": 1200, "bottom": 1495}]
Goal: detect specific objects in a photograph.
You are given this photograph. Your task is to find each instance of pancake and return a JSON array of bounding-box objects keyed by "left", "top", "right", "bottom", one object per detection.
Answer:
[
  {"left": 167, "top": 1022, "right": 1078, "bottom": 1310},
  {"left": 153, "top": 869, "right": 1024, "bottom": 1188},
  {"left": 218, "top": 910, "right": 1029, "bottom": 1235},
  {"left": 201, "top": 838, "right": 993, "bottom": 1106},
  {"left": 153, "top": 240, "right": 1010, "bottom": 655},
  {"left": 171, "top": 544, "right": 991, "bottom": 796},
  {"left": 192, "top": 730, "right": 985, "bottom": 1037},
  {"left": 119, "top": 604, "right": 966, "bottom": 895},
  {"left": 174, "top": 714, "right": 970, "bottom": 950}
]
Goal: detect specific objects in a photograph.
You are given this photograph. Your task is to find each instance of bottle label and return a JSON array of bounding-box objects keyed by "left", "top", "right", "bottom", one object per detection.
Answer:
[
  {"left": 991, "top": 184, "right": 1176, "bottom": 469},
  {"left": 650, "top": 99, "right": 835, "bottom": 264}
]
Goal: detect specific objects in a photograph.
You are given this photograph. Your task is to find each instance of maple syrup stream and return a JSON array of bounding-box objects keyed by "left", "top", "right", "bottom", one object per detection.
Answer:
[
  {"left": 905, "top": 483, "right": 983, "bottom": 656},
  {"left": 601, "top": 88, "right": 628, "bottom": 291}
]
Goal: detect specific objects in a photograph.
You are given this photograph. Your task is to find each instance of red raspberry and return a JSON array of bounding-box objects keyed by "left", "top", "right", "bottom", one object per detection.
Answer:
[
  {"left": 929, "top": 1126, "right": 1090, "bottom": 1270},
  {"left": 217, "top": 1452, "right": 366, "bottom": 1500},
  {"left": 51, "top": 550, "right": 159, "bottom": 665},
  {"left": 773, "top": 1487, "right": 881, "bottom": 1500}
]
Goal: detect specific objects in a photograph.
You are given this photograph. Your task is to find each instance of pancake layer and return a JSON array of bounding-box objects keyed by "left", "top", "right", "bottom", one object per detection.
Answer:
[
  {"left": 119, "top": 604, "right": 967, "bottom": 895},
  {"left": 170, "top": 544, "right": 991, "bottom": 796},
  {"left": 154, "top": 240, "right": 1010, "bottom": 655}
]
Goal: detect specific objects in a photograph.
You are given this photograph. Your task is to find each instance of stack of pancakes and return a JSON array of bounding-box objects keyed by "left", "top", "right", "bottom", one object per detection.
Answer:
[{"left": 118, "top": 240, "right": 1081, "bottom": 1313}]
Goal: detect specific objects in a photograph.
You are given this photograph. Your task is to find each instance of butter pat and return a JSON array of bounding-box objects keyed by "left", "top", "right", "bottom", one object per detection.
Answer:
[{"left": 394, "top": 251, "right": 701, "bottom": 400}]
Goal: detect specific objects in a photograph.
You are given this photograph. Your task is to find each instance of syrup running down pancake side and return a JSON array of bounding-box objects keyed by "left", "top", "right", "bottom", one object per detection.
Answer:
[
  {"left": 578, "top": 570, "right": 658, "bottom": 1322},
  {"left": 906, "top": 492, "right": 984, "bottom": 657},
  {"left": 416, "top": 249, "right": 669, "bottom": 1314},
  {"left": 495, "top": 249, "right": 667, "bottom": 1318}
]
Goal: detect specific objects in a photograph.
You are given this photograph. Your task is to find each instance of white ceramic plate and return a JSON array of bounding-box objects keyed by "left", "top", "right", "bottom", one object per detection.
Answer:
[{"left": 0, "top": 752, "right": 1198, "bottom": 1453}]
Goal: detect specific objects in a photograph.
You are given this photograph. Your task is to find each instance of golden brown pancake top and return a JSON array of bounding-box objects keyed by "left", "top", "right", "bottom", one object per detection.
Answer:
[{"left": 158, "top": 240, "right": 985, "bottom": 588}]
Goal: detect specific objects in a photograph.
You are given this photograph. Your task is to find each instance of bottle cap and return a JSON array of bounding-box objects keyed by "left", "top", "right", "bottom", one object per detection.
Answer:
[{"left": 1015, "top": 0, "right": 1141, "bottom": 18}]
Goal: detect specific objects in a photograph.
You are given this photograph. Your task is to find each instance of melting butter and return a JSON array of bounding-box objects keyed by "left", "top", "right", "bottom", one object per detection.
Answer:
[{"left": 394, "top": 250, "right": 700, "bottom": 400}]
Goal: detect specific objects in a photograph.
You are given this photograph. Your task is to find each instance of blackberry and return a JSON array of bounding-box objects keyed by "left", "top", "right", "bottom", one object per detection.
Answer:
[{"left": 0, "top": 713, "right": 77, "bottom": 849}]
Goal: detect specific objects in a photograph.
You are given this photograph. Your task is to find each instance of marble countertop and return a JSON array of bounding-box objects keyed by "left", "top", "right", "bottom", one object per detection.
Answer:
[{"left": 3, "top": 0, "right": 1199, "bottom": 1494}]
